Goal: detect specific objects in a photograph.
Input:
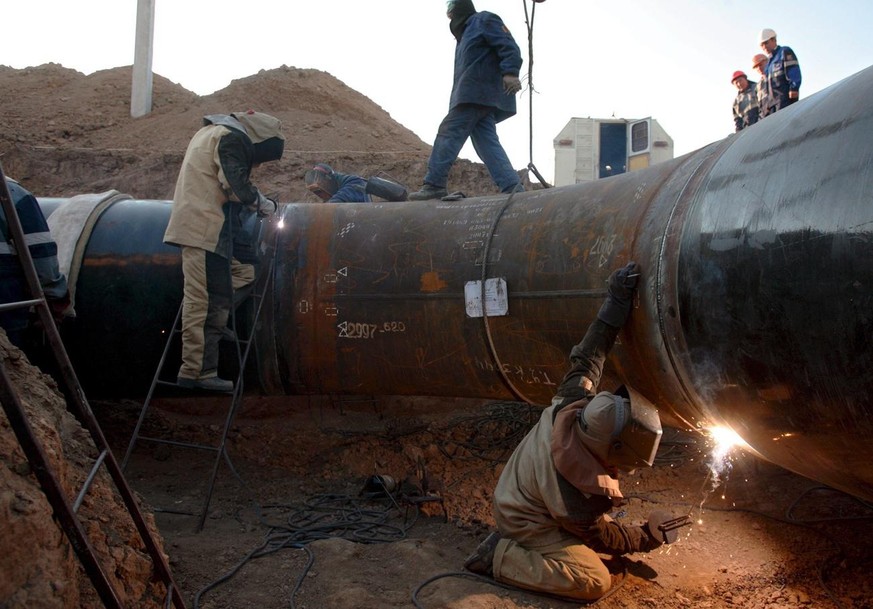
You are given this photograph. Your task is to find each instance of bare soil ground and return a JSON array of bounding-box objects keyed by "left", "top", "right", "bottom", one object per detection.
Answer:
[
  {"left": 102, "top": 393, "right": 873, "bottom": 609},
  {"left": 1, "top": 63, "right": 873, "bottom": 609}
]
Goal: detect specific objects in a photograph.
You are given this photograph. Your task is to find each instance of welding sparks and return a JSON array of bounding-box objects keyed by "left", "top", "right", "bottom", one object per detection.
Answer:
[
  {"left": 704, "top": 425, "right": 749, "bottom": 485},
  {"left": 694, "top": 425, "right": 752, "bottom": 519},
  {"left": 277, "top": 217, "right": 285, "bottom": 229},
  {"left": 707, "top": 425, "right": 749, "bottom": 462}
]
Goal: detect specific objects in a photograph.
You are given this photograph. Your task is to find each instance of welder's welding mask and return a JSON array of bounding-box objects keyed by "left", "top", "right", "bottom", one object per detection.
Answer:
[
  {"left": 575, "top": 385, "right": 662, "bottom": 472},
  {"left": 304, "top": 163, "right": 339, "bottom": 201},
  {"left": 231, "top": 110, "right": 285, "bottom": 165}
]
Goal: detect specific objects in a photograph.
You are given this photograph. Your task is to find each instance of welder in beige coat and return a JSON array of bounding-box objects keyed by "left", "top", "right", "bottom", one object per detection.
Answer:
[
  {"left": 464, "top": 262, "right": 679, "bottom": 600},
  {"left": 164, "top": 111, "right": 284, "bottom": 392}
]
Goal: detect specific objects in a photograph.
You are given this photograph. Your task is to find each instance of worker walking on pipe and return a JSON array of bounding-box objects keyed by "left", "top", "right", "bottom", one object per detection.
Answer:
[
  {"left": 464, "top": 262, "right": 680, "bottom": 600},
  {"left": 163, "top": 111, "right": 284, "bottom": 392},
  {"left": 408, "top": 0, "right": 524, "bottom": 200}
]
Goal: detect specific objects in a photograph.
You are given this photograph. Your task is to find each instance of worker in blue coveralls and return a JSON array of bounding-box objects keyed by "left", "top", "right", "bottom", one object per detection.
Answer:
[
  {"left": 304, "top": 163, "right": 371, "bottom": 203},
  {"left": 758, "top": 28, "right": 801, "bottom": 115},
  {"left": 408, "top": 0, "right": 524, "bottom": 200},
  {"left": 0, "top": 178, "right": 70, "bottom": 348}
]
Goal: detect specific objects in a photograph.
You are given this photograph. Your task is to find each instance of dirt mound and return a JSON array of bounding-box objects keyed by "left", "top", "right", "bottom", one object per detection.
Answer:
[
  {"left": 0, "top": 330, "right": 167, "bottom": 608},
  {"left": 0, "top": 63, "right": 512, "bottom": 200}
]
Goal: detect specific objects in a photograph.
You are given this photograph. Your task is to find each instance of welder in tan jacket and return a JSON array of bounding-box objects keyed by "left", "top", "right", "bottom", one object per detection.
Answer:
[
  {"left": 164, "top": 111, "right": 284, "bottom": 392},
  {"left": 464, "top": 262, "right": 678, "bottom": 600}
]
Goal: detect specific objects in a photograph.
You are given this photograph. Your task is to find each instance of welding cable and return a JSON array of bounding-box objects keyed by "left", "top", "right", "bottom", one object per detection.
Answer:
[
  {"left": 520, "top": 0, "right": 550, "bottom": 188},
  {"left": 785, "top": 485, "right": 873, "bottom": 523},
  {"left": 193, "top": 484, "right": 419, "bottom": 608},
  {"left": 436, "top": 400, "right": 539, "bottom": 463},
  {"left": 479, "top": 189, "right": 532, "bottom": 403},
  {"left": 411, "top": 562, "right": 628, "bottom": 609}
]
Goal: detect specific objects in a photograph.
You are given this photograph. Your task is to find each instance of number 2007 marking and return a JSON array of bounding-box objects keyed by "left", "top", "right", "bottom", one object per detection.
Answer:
[{"left": 337, "top": 321, "right": 406, "bottom": 339}]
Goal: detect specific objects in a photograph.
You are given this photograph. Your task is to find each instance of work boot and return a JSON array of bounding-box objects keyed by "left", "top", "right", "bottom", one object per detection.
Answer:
[
  {"left": 177, "top": 376, "right": 234, "bottom": 393},
  {"left": 408, "top": 184, "right": 448, "bottom": 201},
  {"left": 463, "top": 531, "right": 501, "bottom": 576}
]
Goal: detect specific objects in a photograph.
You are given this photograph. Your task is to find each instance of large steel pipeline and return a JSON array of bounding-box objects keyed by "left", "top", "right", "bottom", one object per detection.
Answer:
[{"left": 42, "top": 65, "right": 873, "bottom": 501}]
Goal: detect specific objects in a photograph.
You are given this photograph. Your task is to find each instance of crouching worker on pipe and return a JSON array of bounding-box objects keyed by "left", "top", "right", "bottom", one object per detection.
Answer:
[
  {"left": 464, "top": 262, "right": 678, "bottom": 600},
  {"left": 304, "top": 163, "right": 371, "bottom": 203},
  {"left": 163, "top": 111, "right": 284, "bottom": 393}
]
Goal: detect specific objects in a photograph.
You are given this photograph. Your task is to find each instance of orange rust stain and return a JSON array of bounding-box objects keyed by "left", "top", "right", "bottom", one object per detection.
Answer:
[{"left": 420, "top": 271, "right": 448, "bottom": 293}]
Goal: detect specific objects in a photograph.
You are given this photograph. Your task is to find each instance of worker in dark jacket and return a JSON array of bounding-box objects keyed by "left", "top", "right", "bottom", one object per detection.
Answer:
[
  {"left": 164, "top": 111, "right": 284, "bottom": 392},
  {"left": 759, "top": 28, "right": 801, "bottom": 114},
  {"left": 731, "top": 70, "right": 760, "bottom": 132},
  {"left": 463, "top": 262, "right": 679, "bottom": 600},
  {"left": 304, "top": 163, "right": 371, "bottom": 203},
  {"left": 409, "top": 0, "right": 523, "bottom": 200},
  {"left": 0, "top": 178, "right": 70, "bottom": 347}
]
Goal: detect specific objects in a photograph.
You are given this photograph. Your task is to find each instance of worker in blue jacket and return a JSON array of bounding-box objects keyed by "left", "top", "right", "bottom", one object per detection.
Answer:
[
  {"left": 409, "top": 0, "right": 524, "bottom": 200},
  {"left": 304, "top": 163, "right": 371, "bottom": 203},
  {"left": 758, "top": 28, "right": 801, "bottom": 114},
  {"left": 0, "top": 178, "right": 70, "bottom": 347}
]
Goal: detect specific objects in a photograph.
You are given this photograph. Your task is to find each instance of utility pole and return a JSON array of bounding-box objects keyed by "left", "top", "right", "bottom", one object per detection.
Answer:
[{"left": 130, "top": 0, "right": 156, "bottom": 118}]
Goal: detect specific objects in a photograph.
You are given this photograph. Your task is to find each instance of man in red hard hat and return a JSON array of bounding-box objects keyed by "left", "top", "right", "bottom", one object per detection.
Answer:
[{"left": 731, "top": 70, "right": 760, "bottom": 132}]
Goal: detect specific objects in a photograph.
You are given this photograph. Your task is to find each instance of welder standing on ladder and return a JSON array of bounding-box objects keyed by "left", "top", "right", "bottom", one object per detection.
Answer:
[{"left": 164, "top": 111, "right": 284, "bottom": 392}]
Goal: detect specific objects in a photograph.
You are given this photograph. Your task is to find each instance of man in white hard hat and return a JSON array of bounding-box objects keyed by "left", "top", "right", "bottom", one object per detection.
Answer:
[
  {"left": 463, "top": 262, "right": 681, "bottom": 601},
  {"left": 758, "top": 28, "right": 801, "bottom": 115}
]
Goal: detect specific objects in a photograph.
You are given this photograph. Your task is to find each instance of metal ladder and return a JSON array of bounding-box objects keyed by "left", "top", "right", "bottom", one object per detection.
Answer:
[
  {"left": 0, "top": 164, "right": 187, "bottom": 609},
  {"left": 121, "top": 218, "right": 277, "bottom": 533}
]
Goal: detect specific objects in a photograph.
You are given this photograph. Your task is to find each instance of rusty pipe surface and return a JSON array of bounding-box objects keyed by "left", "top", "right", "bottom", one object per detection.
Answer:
[{"left": 45, "top": 65, "right": 873, "bottom": 501}]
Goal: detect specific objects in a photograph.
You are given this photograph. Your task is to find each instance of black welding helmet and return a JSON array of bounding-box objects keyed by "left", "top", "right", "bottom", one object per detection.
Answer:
[
  {"left": 304, "top": 163, "right": 339, "bottom": 201},
  {"left": 231, "top": 110, "right": 285, "bottom": 165},
  {"left": 575, "top": 385, "right": 662, "bottom": 472}
]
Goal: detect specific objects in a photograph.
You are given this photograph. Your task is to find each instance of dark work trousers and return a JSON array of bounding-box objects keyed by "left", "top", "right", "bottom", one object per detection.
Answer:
[{"left": 424, "top": 103, "right": 520, "bottom": 193}]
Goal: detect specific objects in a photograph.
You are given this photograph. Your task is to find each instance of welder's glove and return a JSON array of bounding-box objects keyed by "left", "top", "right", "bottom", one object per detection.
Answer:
[
  {"left": 645, "top": 510, "right": 679, "bottom": 545},
  {"left": 597, "top": 261, "right": 641, "bottom": 327},
  {"left": 253, "top": 192, "right": 278, "bottom": 218},
  {"left": 503, "top": 74, "right": 522, "bottom": 95}
]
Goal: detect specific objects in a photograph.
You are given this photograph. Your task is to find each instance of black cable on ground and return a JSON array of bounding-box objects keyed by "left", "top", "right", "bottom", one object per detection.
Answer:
[
  {"left": 192, "top": 480, "right": 421, "bottom": 609},
  {"left": 437, "top": 400, "right": 539, "bottom": 463},
  {"left": 411, "top": 563, "right": 628, "bottom": 609}
]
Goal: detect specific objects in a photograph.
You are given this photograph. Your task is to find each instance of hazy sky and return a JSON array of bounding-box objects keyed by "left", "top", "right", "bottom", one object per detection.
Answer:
[{"left": 4, "top": 0, "right": 873, "bottom": 186}]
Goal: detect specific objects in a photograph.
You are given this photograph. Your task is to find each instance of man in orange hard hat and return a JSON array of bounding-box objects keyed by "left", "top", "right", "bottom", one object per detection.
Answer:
[{"left": 751, "top": 54, "right": 773, "bottom": 119}]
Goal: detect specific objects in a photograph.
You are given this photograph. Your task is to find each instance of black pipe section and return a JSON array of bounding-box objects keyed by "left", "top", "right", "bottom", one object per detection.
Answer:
[{"left": 40, "top": 65, "right": 873, "bottom": 502}]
